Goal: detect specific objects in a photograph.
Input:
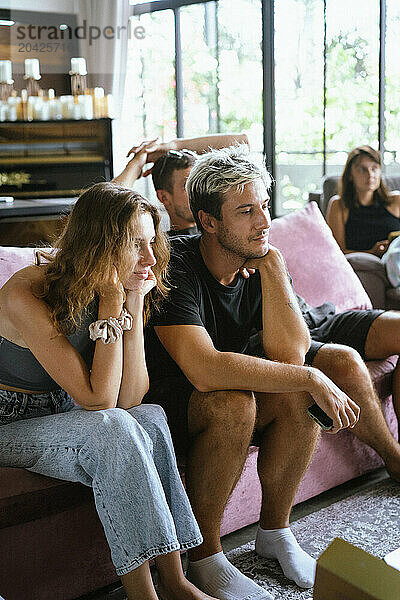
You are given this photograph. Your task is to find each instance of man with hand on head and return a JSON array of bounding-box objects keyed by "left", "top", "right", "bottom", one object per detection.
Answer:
[
  {"left": 143, "top": 145, "right": 361, "bottom": 600},
  {"left": 113, "top": 133, "right": 249, "bottom": 236},
  {"left": 151, "top": 148, "right": 198, "bottom": 236}
]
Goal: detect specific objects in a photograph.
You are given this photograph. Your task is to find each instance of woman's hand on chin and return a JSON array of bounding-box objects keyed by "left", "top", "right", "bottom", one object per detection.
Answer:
[
  {"left": 123, "top": 268, "right": 157, "bottom": 296},
  {"left": 99, "top": 266, "right": 125, "bottom": 303}
]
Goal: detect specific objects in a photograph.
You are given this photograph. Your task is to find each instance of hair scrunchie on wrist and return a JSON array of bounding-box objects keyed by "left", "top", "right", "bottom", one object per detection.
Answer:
[{"left": 89, "top": 308, "right": 133, "bottom": 344}]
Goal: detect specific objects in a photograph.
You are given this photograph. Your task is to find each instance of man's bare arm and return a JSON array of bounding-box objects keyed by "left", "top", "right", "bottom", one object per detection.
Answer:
[
  {"left": 126, "top": 133, "right": 250, "bottom": 176},
  {"left": 169, "top": 133, "right": 249, "bottom": 154},
  {"left": 155, "top": 324, "right": 359, "bottom": 432},
  {"left": 112, "top": 139, "right": 158, "bottom": 187},
  {"left": 246, "top": 246, "right": 310, "bottom": 364}
]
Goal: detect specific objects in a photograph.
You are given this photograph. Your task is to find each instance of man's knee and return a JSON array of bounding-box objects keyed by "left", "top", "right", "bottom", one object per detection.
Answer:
[
  {"left": 270, "top": 392, "right": 320, "bottom": 429},
  {"left": 188, "top": 389, "right": 256, "bottom": 435},
  {"left": 325, "top": 346, "right": 369, "bottom": 385}
]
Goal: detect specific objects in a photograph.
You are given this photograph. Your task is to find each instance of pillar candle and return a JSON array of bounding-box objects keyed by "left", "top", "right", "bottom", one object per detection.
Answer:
[
  {"left": 25, "top": 59, "right": 40, "bottom": 80},
  {"left": 70, "top": 58, "right": 87, "bottom": 75},
  {"left": 0, "top": 60, "right": 12, "bottom": 83},
  {"left": 78, "top": 94, "right": 93, "bottom": 119}
]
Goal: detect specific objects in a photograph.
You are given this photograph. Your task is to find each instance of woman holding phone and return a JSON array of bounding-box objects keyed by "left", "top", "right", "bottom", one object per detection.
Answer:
[
  {"left": 326, "top": 145, "right": 400, "bottom": 257},
  {"left": 0, "top": 182, "right": 215, "bottom": 600}
]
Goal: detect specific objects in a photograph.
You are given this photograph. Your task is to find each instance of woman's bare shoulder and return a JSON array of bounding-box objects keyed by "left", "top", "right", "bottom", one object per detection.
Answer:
[
  {"left": 327, "top": 195, "right": 345, "bottom": 215},
  {"left": 0, "top": 265, "right": 45, "bottom": 309},
  {"left": 2, "top": 264, "right": 43, "bottom": 290},
  {"left": 0, "top": 266, "right": 47, "bottom": 342},
  {"left": 387, "top": 191, "right": 400, "bottom": 215},
  {"left": 388, "top": 190, "right": 400, "bottom": 202}
]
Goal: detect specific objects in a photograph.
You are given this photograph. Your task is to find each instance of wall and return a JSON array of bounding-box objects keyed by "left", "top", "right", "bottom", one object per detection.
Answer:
[{"left": 1, "top": 7, "right": 79, "bottom": 95}]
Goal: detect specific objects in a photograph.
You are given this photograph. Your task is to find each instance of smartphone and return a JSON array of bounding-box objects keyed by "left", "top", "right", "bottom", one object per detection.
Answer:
[{"left": 306, "top": 403, "right": 334, "bottom": 431}]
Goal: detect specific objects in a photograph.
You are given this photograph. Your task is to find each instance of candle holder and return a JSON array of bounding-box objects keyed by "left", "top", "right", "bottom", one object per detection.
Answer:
[
  {"left": 0, "top": 81, "right": 14, "bottom": 103},
  {"left": 70, "top": 72, "right": 87, "bottom": 96},
  {"left": 23, "top": 76, "right": 41, "bottom": 97}
]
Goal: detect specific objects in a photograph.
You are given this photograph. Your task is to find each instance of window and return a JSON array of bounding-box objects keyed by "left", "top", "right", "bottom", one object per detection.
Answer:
[
  {"left": 122, "top": 0, "right": 397, "bottom": 215},
  {"left": 116, "top": 10, "right": 176, "bottom": 199},
  {"left": 325, "top": 0, "right": 380, "bottom": 171},
  {"left": 180, "top": 2, "right": 219, "bottom": 137},
  {"left": 217, "top": 0, "right": 263, "bottom": 151},
  {"left": 385, "top": 0, "right": 400, "bottom": 175},
  {"left": 274, "top": 0, "right": 324, "bottom": 214}
]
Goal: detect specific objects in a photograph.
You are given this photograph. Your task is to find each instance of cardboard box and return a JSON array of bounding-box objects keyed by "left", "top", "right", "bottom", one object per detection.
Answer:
[
  {"left": 313, "top": 538, "right": 400, "bottom": 600},
  {"left": 385, "top": 548, "right": 400, "bottom": 572}
]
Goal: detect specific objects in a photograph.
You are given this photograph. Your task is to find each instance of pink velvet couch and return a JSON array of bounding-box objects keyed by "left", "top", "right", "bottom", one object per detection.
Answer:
[{"left": 0, "top": 202, "right": 398, "bottom": 600}]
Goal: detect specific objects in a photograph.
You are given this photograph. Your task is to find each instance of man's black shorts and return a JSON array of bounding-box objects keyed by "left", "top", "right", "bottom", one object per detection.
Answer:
[
  {"left": 308, "top": 308, "right": 384, "bottom": 361},
  {"left": 143, "top": 309, "right": 384, "bottom": 452}
]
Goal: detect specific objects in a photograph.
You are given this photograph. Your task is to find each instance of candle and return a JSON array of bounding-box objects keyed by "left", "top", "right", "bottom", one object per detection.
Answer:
[
  {"left": 28, "top": 96, "right": 42, "bottom": 120},
  {"left": 7, "top": 105, "right": 17, "bottom": 121},
  {"left": 70, "top": 57, "right": 87, "bottom": 75},
  {"left": 7, "top": 96, "right": 20, "bottom": 106},
  {"left": 39, "top": 101, "right": 50, "bottom": 121},
  {"left": 60, "top": 95, "right": 74, "bottom": 119},
  {"left": 72, "top": 103, "right": 81, "bottom": 120},
  {"left": 0, "top": 60, "right": 12, "bottom": 83},
  {"left": 25, "top": 59, "right": 41, "bottom": 80},
  {"left": 78, "top": 94, "right": 93, "bottom": 119},
  {"left": 105, "top": 94, "right": 114, "bottom": 118},
  {"left": 48, "top": 98, "right": 62, "bottom": 120},
  {"left": 0, "top": 104, "right": 8, "bottom": 122}
]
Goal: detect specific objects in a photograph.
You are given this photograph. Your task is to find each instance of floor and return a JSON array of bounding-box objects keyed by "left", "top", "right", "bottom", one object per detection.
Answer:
[{"left": 75, "top": 467, "right": 389, "bottom": 600}]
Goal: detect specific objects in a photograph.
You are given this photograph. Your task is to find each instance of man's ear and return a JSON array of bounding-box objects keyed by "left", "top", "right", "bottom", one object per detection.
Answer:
[
  {"left": 198, "top": 209, "right": 218, "bottom": 233},
  {"left": 156, "top": 189, "right": 171, "bottom": 209}
]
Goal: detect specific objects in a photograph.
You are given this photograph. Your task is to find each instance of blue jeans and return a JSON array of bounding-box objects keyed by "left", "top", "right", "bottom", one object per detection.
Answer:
[{"left": 0, "top": 390, "right": 202, "bottom": 576}]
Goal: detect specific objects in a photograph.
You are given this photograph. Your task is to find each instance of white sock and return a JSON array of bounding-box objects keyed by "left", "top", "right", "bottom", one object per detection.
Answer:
[
  {"left": 255, "top": 527, "right": 316, "bottom": 589},
  {"left": 187, "top": 551, "right": 273, "bottom": 600}
]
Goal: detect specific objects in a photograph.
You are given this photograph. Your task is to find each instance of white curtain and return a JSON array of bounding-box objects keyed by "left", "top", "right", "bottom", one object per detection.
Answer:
[{"left": 73, "top": 0, "right": 130, "bottom": 117}]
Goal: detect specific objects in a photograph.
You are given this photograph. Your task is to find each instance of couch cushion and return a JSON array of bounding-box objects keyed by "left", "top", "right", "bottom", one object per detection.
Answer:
[
  {"left": 0, "top": 246, "right": 37, "bottom": 287},
  {"left": 269, "top": 202, "right": 372, "bottom": 312},
  {"left": 368, "top": 355, "right": 398, "bottom": 399}
]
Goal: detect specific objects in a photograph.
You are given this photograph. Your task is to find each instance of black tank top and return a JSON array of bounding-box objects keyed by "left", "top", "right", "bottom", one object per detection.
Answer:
[{"left": 345, "top": 202, "right": 400, "bottom": 251}]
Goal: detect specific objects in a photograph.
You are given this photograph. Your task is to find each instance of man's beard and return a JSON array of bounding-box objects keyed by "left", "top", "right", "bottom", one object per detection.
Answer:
[{"left": 216, "top": 226, "right": 269, "bottom": 260}]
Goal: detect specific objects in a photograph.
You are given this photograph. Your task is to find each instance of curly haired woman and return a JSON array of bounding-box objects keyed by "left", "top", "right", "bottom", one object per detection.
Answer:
[{"left": 0, "top": 182, "right": 216, "bottom": 600}]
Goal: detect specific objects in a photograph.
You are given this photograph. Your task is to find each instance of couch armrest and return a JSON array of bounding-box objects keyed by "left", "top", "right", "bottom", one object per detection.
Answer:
[
  {"left": 308, "top": 191, "right": 322, "bottom": 207},
  {"left": 346, "top": 253, "right": 388, "bottom": 309},
  {"left": 385, "top": 287, "right": 400, "bottom": 311}
]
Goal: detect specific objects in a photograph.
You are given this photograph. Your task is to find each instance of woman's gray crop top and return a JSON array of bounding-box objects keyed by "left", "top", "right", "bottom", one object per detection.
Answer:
[{"left": 0, "top": 300, "right": 97, "bottom": 392}]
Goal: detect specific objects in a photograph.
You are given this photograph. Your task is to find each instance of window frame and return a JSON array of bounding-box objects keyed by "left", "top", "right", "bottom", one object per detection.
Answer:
[{"left": 130, "top": 0, "right": 390, "bottom": 217}]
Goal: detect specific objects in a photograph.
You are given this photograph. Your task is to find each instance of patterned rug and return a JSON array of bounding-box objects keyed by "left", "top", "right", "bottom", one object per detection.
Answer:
[{"left": 226, "top": 478, "right": 400, "bottom": 600}]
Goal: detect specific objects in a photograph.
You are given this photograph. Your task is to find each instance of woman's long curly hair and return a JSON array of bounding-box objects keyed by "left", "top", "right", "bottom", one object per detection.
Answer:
[
  {"left": 339, "top": 145, "right": 390, "bottom": 210},
  {"left": 33, "top": 182, "right": 170, "bottom": 334}
]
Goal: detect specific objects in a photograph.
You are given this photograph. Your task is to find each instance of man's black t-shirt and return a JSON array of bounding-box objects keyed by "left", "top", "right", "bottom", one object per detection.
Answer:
[
  {"left": 145, "top": 234, "right": 337, "bottom": 385},
  {"left": 145, "top": 234, "right": 263, "bottom": 383}
]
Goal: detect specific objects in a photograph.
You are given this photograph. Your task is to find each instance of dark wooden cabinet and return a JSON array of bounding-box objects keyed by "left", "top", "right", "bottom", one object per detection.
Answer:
[
  {"left": 0, "top": 119, "right": 113, "bottom": 246},
  {"left": 0, "top": 118, "right": 113, "bottom": 198}
]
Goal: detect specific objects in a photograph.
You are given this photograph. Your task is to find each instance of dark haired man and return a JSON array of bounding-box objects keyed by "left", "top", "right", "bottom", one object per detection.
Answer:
[
  {"left": 114, "top": 134, "right": 249, "bottom": 235},
  {"left": 151, "top": 149, "right": 198, "bottom": 236}
]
